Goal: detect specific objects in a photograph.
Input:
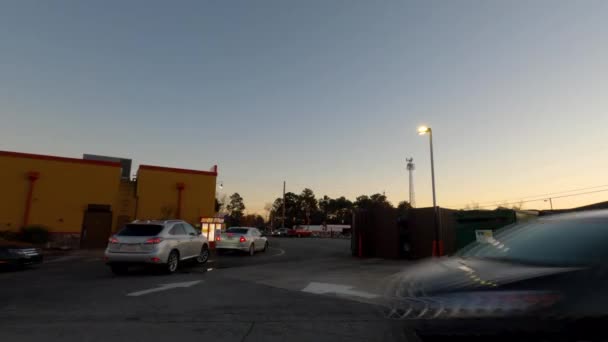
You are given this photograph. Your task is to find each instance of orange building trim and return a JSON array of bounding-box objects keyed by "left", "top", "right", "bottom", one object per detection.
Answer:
[
  {"left": 0, "top": 151, "right": 121, "bottom": 167},
  {"left": 139, "top": 164, "right": 218, "bottom": 176}
]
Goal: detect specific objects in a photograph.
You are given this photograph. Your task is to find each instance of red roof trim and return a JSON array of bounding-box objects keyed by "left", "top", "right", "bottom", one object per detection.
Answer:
[
  {"left": 0, "top": 151, "right": 121, "bottom": 167},
  {"left": 139, "top": 164, "right": 218, "bottom": 176}
]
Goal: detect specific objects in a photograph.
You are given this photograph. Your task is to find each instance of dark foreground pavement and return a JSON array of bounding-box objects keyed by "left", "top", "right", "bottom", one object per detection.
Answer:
[{"left": 0, "top": 238, "right": 414, "bottom": 342}]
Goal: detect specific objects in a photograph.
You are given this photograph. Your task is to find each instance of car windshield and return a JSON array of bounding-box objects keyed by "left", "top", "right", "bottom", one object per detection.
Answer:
[
  {"left": 117, "top": 224, "right": 164, "bottom": 236},
  {"left": 226, "top": 228, "right": 249, "bottom": 235},
  {"left": 458, "top": 212, "right": 608, "bottom": 266}
]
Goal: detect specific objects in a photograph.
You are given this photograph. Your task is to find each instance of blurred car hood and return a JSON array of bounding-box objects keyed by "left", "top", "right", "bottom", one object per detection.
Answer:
[{"left": 385, "top": 257, "right": 582, "bottom": 297}]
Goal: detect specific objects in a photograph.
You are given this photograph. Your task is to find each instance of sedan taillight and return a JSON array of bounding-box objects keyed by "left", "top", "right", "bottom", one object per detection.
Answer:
[
  {"left": 145, "top": 237, "right": 163, "bottom": 244},
  {"left": 215, "top": 236, "right": 221, "bottom": 241},
  {"left": 108, "top": 236, "right": 119, "bottom": 244}
]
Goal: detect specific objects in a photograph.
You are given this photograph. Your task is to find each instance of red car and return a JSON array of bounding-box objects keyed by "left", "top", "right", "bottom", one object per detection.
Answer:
[{"left": 287, "top": 227, "right": 312, "bottom": 238}]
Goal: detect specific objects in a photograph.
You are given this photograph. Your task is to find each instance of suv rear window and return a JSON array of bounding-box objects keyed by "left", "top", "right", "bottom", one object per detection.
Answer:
[{"left": 118, "top": 224, "right": 164, "bottom": 236}]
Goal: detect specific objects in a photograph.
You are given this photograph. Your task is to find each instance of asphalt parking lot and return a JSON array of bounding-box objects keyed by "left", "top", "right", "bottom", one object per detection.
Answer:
[{"left": 0, "top": 238, "right": 413, "bottom": 342}]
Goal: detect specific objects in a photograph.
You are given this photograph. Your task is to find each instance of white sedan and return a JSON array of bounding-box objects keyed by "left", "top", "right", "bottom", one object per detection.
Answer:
[{"left": 215, "top": 227, "right": 268, "bottom": 256}]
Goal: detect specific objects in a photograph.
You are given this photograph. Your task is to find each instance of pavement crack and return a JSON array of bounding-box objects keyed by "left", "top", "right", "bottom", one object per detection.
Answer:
[{"left": 240, "top": 322, "right": 255, "bottom": 342}]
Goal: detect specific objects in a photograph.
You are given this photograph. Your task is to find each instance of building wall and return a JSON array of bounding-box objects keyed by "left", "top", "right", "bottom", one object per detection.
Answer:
[
  {"left": 135, "top": 165, "right": 217, "bottom": 226},
  {"left": 113, "top": 180, "right": 137, "bottom": 233},
  {"left": 0, "top": 151, "right": 122, "bottom": 234}
]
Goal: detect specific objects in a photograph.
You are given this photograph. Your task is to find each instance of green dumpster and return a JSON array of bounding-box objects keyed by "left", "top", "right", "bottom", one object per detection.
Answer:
[{"left": 454, "top": 210, "right": 516, "bottom": 250}]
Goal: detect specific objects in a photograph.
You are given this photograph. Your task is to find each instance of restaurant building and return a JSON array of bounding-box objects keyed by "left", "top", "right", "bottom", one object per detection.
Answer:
[{"left": 0, "top": 150, "right": 218, "bottom": 248}]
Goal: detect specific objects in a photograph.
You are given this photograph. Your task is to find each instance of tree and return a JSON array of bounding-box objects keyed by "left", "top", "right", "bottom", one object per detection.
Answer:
[
  {"left": 241, "top": 214, "right": 265, "bottom": 229},
  {"left": 355, "top": 193, "right": 393, "bottom": 210},
  {"left": 397, "top": 201, "right": 412, "bottom": 216},
  {"left": 319, "top": 195, "right": 331, "bottom": 216},
  {"left": 397, "top": 201, "right": 412, "bottom": 211},
  {"left": 299, "top": 188, "right": 318, "bottom": 212},
  {"left": 324, "top": 196, "right": 353, "bottom": 224},
  {"left": 254, "top": 215, "right": 266, "bottom": 229},
  {"left": 215, "top": 198, "right": 223, "bottom": 213},
  {"left": 354, "top": 195, "right": 372, "bottom": 209},
  {"left": 226, "top": 193, "right": 245, "bottom": 227},
  {"left": 264, "top": 202, "right": 272, "bottom": 220},
  {"left": 298, "top": 188, "right": 318, "bottom": 224},
  {"left": 270, "top": 192, "right": 303, "bottom": 228},
  {"left": 216, "top": 193, "right": 228, "bottom": 215}
]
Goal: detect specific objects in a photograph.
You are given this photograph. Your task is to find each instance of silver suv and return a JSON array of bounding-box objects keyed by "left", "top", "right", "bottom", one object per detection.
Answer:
[{"left": 104, "top": 220, "right": 209, "bottom": 275}]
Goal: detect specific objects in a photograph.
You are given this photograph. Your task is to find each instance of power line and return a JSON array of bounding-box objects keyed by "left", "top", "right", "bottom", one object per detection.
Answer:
[
  {"left": 452, "top": 184, "right": 608, "bottom": 208},
  {"left": 474, "top": 188, "right": 608, "bottom": 209}
]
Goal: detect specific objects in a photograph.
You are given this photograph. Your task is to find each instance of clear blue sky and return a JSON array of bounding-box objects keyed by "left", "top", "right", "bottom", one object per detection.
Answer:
[{"left": 2, "top": 0, "right": 608, "bottom": 213}]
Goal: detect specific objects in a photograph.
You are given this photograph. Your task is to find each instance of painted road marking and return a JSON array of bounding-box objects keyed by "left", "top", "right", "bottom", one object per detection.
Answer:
[
  {"left": 127, "top": 280, "right": 202, "bottom": 297},
  {"left": 270, "top": 247, "right": 285, "bottom": 257},
  {"left": 45, "top": 256, "right": 82, "bottom": 263},
  {"left": 302, "top": 282, "right": 379, "bottom": 299}
]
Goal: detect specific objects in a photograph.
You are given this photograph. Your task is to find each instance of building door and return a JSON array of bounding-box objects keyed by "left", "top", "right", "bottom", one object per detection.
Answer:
[{"left": 81, "top": 205, "right": 112, "bottom": 249}]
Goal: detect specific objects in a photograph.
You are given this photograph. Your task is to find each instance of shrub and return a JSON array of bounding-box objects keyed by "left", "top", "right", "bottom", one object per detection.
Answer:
[{"left": 20, "top": 225, "right": 50, "bottom": 244}]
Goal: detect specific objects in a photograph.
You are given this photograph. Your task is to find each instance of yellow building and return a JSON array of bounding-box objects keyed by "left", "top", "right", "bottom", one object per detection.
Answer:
[
  {"left": 0, "top": 150, "right": 217, "bottom": 248},
  {"left": 136, "top": 164, "right": 217, "bottom": 225}
]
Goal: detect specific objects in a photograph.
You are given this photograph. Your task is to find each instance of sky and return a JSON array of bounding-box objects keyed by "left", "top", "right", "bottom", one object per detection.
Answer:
[{"left": 2, "top": 0, "right": 608, "bottom": 214}]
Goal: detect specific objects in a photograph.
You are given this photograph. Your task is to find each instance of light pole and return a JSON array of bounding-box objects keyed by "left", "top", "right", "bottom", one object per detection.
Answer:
[
  {"left": 282, "top": 181, "right": 286, "bottom": 228},
  {"left": 545, "top": 198, "right": 554, "bottom": 210},
  {"left": 418, "top": 125, "right": 441, "bottom": 256}
]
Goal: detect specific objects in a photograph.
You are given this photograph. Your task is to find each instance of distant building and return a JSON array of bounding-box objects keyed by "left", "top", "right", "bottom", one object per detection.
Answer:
[
  {"left": 296, "top": 224, "right": 351, "bottom": 233},
  {"left": 83, "top": 154, "right": 132, "bottom": 179}
]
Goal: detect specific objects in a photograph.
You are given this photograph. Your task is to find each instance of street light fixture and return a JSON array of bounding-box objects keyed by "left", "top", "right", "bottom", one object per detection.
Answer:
[
  {"left": 417, "top": 125, "right": 441, "bottom": 256},
  {"left": 417, "top": 126, "right": 431, "bottom": 135}
]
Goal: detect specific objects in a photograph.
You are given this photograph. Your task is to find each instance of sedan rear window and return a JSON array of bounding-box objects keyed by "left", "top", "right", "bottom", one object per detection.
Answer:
[
  {"left": 118, "top": 224, "right": 164, "bottom": 236},
  {"left": 226, "top": 228, "right": 249, "bottom": 234}
]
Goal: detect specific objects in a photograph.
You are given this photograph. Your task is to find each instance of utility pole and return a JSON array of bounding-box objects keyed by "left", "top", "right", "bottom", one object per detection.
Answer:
[
  {"left": 282, "top": 181, "right": 286, "bottom": 228},
  {"left": 406, "top": 158, "right": 416, "bottom": 207},
  {"left": 545, "top": 198, "right": 554, "bottom": 210}
]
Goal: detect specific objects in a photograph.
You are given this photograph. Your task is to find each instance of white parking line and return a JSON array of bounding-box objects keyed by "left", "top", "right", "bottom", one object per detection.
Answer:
[
  {"left": 302, "top": 282, "right": 379, "bottom": 299},
  {"left": 127, "top": 280, "right": 202, "bottom": 297}
]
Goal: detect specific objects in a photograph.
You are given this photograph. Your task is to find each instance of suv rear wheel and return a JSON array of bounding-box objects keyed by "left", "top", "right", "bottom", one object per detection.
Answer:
[{"left": 165, "top": 250, "right": 179, "bottom": 274}]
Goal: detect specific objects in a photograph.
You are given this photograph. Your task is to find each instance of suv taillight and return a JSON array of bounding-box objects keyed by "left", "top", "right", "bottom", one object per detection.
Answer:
[
  {"left": 215, "top": 236, "right": 221, "bottom": 241},
  {"left": 108, "top": 236, "right": 119, "bottom": 244},
  {"left": 239, "top": 236, "right": 246, "bottom": 243},
  {"left": 145, "top": 237, "right": 163, "bottom": 244}
]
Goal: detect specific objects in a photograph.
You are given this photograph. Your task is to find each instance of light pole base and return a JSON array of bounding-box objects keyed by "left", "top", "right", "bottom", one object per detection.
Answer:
[{"left": 432, "top": 240, "right": 444, "bottom": 257}]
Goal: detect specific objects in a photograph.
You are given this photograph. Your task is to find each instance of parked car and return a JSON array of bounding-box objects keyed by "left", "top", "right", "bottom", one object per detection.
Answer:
[
  {"left": 104, "top": 220, "right": 209, "bottom": 275},
  {"left": 272, "top": 228, "right": 290, "bottom": 237},
  {"left": 287, "top": 227, "right": 312, "bottom": 238},
  {"left": 215, "top": 227, "right": 268, "bottom": 256},
  {"left": 387, "top": 209, "right": 608, "bottom": 340},
  {"left": 0, "top": 238, "right": 43, "bottom": 269}
]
